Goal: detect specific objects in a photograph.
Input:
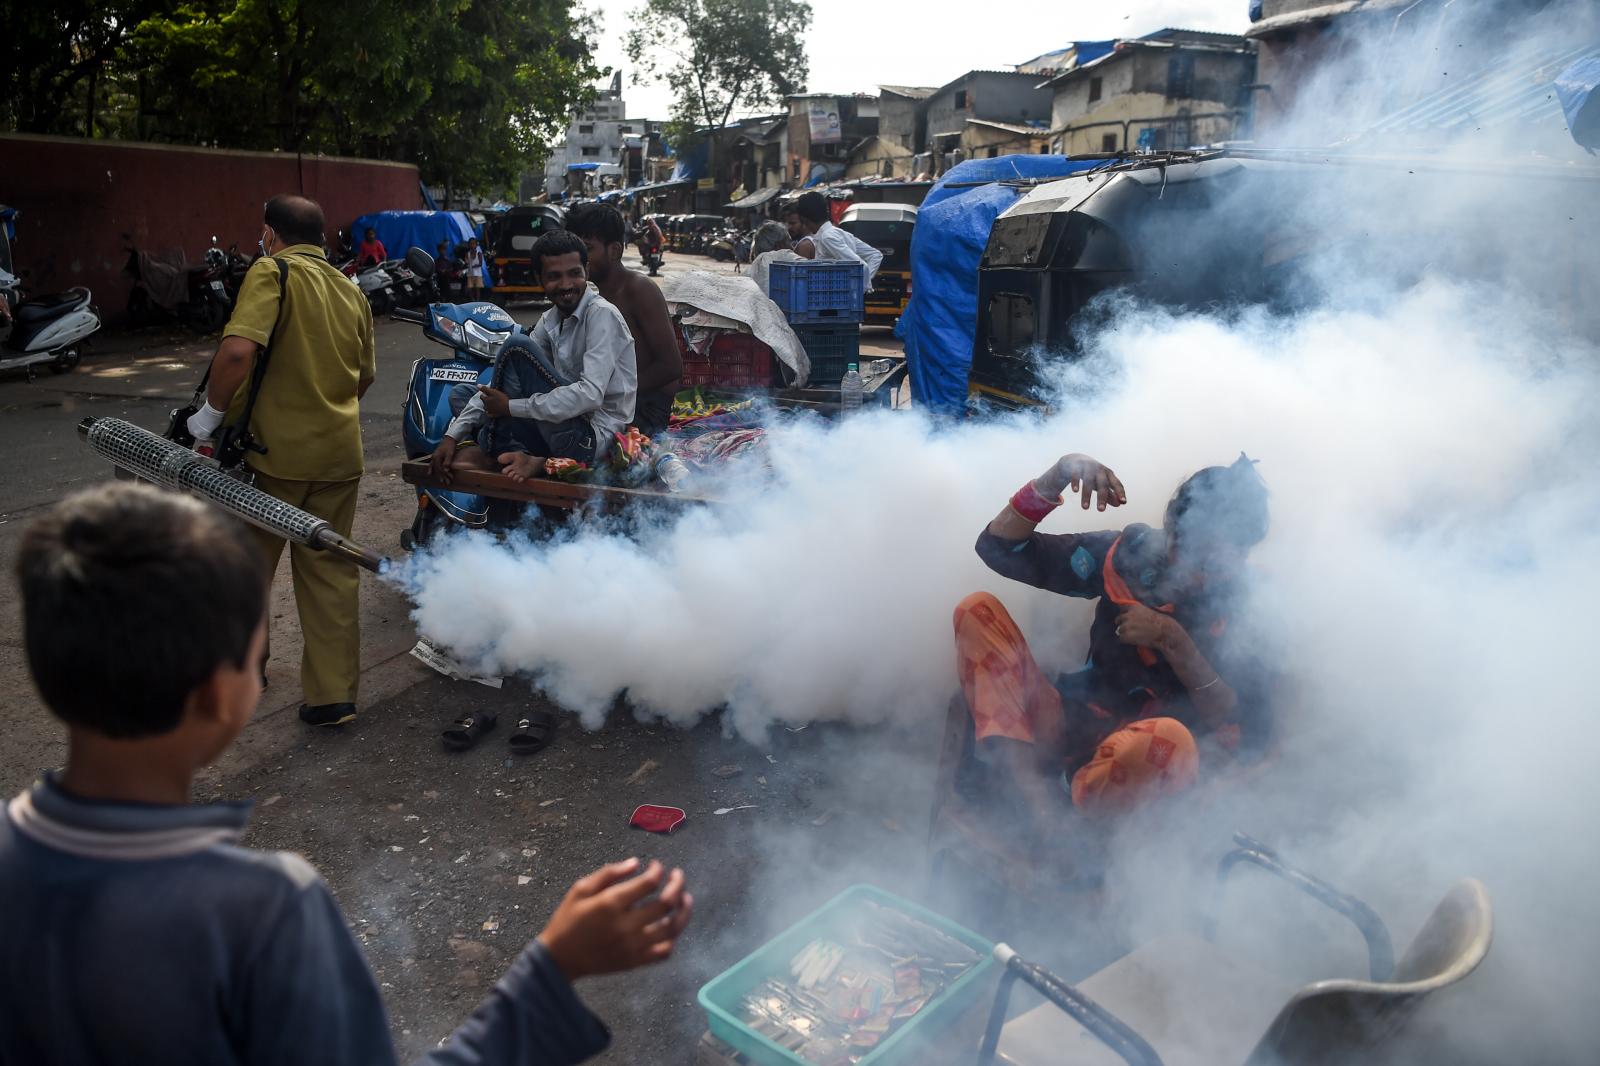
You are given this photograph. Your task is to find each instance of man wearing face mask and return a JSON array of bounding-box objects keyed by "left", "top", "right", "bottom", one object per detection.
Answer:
[{"left": 185, "top": 194, "right": 376, "bottom": 731}]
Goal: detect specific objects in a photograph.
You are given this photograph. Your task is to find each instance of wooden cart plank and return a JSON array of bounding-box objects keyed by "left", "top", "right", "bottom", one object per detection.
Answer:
[{"left": 400, "top": 459, "right": 717, "bottom": 510}]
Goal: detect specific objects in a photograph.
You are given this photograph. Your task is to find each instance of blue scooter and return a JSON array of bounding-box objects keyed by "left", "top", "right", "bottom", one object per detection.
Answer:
[{"left": 392, "top": 248, "right": 519, "bottom": 550}]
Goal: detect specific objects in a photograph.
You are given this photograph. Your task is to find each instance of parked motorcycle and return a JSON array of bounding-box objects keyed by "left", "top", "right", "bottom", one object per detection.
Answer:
[
  {"left": 392, "top": 247, "right": 518, "bottom": 549},
  {"left": 341, "top": 258, "right": 400, "bottom": 314},
  {"left": 1, "top": 285, "right": 100, "bottom": 378},
  {"left": 382, "top": 257, "right": 426, "bottom": 308},
  {"left": 122, "top": 240, "right": 230, "bottom": 332}
]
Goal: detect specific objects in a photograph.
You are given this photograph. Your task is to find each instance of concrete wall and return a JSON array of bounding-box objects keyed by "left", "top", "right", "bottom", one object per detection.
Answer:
[
  {"left": 1048, "top": 47, "right": 1253, "bottom": 152},
  {"left": 878, "top": 93, "right": 922, "bottom": 150},
  {"left": 926, "top": 72, "right": 1053, "bottom": 140},
  {"left": 1049, "top": 54, "right": 1139, "bottom": 130},
  {"left": 0, "top": 133, "right": 419, "bottom": 321},
  {"left": 960, "top": 124, "right": 1050, "bottom": 159}
]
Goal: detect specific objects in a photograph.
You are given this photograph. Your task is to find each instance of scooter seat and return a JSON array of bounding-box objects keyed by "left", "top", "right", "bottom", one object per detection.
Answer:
[{"left": 15, "top": 293, "right": 82, "bottom": 324}]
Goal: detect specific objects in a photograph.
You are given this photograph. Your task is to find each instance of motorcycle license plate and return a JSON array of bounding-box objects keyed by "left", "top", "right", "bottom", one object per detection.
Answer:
[{"left": 430, "top": 366, "right": 481, "bottom": 384}]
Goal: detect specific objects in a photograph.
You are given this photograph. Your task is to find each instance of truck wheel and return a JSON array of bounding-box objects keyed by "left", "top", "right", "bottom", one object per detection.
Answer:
[{"left": 50, "top": 347, "right": 80, "bottom": 374}]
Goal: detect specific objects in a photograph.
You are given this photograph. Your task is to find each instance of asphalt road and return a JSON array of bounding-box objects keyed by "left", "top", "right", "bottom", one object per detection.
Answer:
[{"left": 0, "top": 252, "right": 953, "bottom": 1064}]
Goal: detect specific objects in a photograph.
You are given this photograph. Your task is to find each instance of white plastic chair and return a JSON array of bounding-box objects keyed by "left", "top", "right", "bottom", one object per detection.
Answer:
[{"left": 984, "top": 836, "right": 1493, "bottom": 1066}]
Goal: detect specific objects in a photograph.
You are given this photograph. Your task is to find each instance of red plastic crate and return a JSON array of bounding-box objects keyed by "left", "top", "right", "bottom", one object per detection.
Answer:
[{"left": 679, "top": 331, "right": 778, "bottom": 389}]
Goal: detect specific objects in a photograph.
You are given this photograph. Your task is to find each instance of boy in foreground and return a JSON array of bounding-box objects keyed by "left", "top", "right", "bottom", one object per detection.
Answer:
[{"left": 0, "top": 482, "right": 692, "bottom": 1065}]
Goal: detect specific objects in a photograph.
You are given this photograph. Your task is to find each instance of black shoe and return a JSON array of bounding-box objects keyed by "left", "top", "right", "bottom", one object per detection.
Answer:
[{"left": 299, "top": 702, "right": 357, "bottom": 728}]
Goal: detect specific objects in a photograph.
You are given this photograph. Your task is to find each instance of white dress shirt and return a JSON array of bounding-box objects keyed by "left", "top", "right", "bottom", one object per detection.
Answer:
[
  {"left": 808, "top": 220, "right": 884, "bottom": 287},
  {"left": 446, "top": 284, "right": 636, "bottom": 459}
]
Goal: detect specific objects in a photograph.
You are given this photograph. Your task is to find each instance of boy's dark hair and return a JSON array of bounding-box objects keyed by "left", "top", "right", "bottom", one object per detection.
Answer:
[
  {"left": 531, "top": 230, "right": 589, "bottom": 276},
  {"left": 1165, "top": 453, "right": 1270, "bottom": 554},
  {"left": 565, "top": 203, "right": 627, "bottom": 248},
  {"left": 264, "top": 194, "right": 326, "bottom": 247},
  {"left": 17, "top": 483, "right": 269, "bottom": 739},
  {"left": 793, "top": 191, "right": 829, "bottom": 225}
]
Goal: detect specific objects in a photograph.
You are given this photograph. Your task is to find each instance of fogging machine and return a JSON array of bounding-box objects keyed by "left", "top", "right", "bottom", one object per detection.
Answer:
[{"left": 78, "top": 417, "right": 389, "bottom": 574}]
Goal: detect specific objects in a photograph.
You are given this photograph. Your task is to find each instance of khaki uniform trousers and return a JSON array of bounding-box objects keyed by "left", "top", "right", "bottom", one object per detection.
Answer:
[{"left": 250, "top": 473, "right": 362, "bottom": 706}]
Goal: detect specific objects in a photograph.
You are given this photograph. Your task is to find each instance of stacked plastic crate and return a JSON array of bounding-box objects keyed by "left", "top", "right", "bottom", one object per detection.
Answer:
[{"left": 768, "top": 260, "right": 864, "bottom": 387}]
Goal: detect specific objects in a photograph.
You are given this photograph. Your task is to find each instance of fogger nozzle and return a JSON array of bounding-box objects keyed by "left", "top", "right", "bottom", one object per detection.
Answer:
[{"left": 78, "top": 417, "right": 390, "bottom": 574}]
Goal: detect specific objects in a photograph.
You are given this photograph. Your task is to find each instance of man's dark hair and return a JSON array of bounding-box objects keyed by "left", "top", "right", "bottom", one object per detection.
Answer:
[
  {"left": 793, "top": 191, "right": 829, "bottom": 225},
  {"left": 530, "top": 229, "right": 589, "bottom": 276},
  {"left": 266, "top": 194, "right": 327, "bottom": 246},
  {"left": 565, "top": 202, "right": 627, "bottom": 248},
  {"left": 16, "top": 483, "right": 269, "bottom": 739},
  {"left": 1165, "top": 453, "right": 1270, "bottom": 554}
]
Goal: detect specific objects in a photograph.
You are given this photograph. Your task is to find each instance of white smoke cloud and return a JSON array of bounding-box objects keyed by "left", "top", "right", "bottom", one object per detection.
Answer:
[{"left": 396, "top": 4, "right": 1600, "bottom": 1056}]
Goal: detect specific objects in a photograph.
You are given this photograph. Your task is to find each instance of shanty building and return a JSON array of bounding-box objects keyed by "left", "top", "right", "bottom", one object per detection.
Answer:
[{"left": 1040, "top": 29, "right": 1257, "bottom": 155}]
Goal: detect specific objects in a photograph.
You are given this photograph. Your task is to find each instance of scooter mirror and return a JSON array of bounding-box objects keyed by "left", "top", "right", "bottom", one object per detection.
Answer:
[{"left": 406, "top": 247, "right": 435, "bottom": 278}]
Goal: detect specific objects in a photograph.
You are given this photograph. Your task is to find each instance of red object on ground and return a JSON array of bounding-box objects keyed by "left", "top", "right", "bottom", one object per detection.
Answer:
[{"left": 630, "top": 804, "right": 687, "bottom": 834}]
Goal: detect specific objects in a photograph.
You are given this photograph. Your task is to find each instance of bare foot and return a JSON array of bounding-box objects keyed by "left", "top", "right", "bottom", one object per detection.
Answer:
[{"left": 498, "top": 452, "right": 548, "bottom": 482}]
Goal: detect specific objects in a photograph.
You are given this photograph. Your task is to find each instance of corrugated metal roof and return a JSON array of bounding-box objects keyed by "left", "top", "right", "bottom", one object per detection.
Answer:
[
  {"left": 966, "top": 118, "right": 1051, "bottom": 136},
  {"left": 879, "top": 85, "right": 937, "bottom": 99},
  {"left": 1361, "top": 38, "right": 1600, "bottom": 141}
]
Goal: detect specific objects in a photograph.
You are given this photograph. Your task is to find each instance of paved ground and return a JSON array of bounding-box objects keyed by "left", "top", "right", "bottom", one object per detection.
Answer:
[{"left": 0, "top": 251, "right": 945, "bottom": 1063}]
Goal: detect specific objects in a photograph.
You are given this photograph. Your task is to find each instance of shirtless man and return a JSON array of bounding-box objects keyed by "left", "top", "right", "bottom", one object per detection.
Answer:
[{"left": 565, "top": 203, "right": 683, "bottom": 438}]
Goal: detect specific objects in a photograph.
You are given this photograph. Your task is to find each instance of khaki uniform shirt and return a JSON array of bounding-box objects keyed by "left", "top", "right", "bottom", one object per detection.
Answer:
[{"left": 222, "top": 244, "right": 376, "bottom": 482}]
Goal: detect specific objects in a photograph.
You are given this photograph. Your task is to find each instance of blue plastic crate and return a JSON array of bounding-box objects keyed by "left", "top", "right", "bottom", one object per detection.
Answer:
[
  {"left": 770, "top": 260, "right": 865, "bottom": 324},
  {"left": 795, "top": 324, "right": 860, "bottom": 386},
  {"left": 698, "top": 884, "right": 996, "bottom": 1066}
]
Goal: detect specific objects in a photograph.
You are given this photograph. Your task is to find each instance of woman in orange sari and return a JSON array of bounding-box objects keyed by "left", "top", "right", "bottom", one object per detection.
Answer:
[{"left": 953, "top": 452, "right": 1270, "bottom": 845}]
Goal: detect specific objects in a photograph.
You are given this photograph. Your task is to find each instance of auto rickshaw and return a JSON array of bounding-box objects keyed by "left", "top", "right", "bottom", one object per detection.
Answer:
[
  {"left": 488, "top": 203, "right": 566, "bottom": 305},
  {"left": 664, "top": 215, "right": 689, "bottom": 253},
  {"left": 841, "top": 202, "right": 917, "bottom": 328}
]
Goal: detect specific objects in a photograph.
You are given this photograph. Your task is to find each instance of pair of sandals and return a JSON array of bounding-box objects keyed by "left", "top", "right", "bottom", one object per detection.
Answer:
[{"left": 442, "top": 708, "right": 554, "bottom": 754}]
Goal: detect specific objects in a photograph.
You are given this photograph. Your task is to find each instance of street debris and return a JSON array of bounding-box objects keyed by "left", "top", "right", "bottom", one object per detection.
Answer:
[
  {"left": 410, "top": 636, "right": 503, "bottom": 689},
  {"left": 713, "top": 805, "right": 758, "bottom": 815},
  {"left": 712, "top": 764, "right": 743, "bottom": 779},
  {"left": 539, "top": 798, "right": 562, "bottom": 808},
  {"left": 625, "top": 759, "right": 660, "bottom": 785},
  {"left": 630, "top": 804, "right": 687, "bottom": 834},
  {"left": 481, "top": 919, "right": 499, "bottom": 933},
  {"left": 516, "top": 875, "right": 532, "bottom": 886},
  {"left": 811, "top": 811, "right": 834, "bottom": 827}
]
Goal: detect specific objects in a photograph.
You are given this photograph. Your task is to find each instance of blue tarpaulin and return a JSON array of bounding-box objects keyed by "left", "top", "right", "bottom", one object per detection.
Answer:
[
  {"left": 895, "top": 155, "right": 1106, "bottom": 414},
  {"left": 671, "top": 139, "right": 710, "bottom": 183},
  {"left": 351, "top": 210, "right": 486, "bottom": 283},
  {"left": 1555, "top": 55, "right": 1600, "bottom": 150}
]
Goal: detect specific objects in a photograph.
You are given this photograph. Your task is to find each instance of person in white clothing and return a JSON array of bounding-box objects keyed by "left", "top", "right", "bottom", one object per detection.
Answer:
[{"left": 784, "top": 191, "right": 883, "bottom": 287}]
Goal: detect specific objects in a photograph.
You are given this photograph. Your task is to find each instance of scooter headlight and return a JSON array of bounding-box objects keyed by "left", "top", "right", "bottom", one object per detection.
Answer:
[
  {"left": 432, "top": 310, "right": 464, "bottom": 346},
  {"left": 463, "top": 319, "right": 512, "bottom": 357}
]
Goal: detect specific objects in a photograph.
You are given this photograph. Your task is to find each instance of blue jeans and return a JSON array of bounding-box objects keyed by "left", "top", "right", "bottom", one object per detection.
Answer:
[{"left": 474, "top": 335, "right": 595, "bottom": 462}]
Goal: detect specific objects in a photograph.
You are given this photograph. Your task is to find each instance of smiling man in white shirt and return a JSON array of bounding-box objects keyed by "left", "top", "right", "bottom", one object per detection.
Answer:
[
  {"left": 429, "top": 230, "right": 637, "bottom": 484},
  {"left": 785, "top": 191, "right": 883, "bottom": 288}
]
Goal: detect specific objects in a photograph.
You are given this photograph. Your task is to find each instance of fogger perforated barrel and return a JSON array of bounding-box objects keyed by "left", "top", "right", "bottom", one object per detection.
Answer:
[{"left": 78, "top": 417, "right": 389, "bottom": 573}]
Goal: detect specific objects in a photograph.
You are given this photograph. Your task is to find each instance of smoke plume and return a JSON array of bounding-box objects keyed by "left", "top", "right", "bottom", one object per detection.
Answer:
[{"left": 398, "top": 3, "right": 1600, "bottom": 1058}]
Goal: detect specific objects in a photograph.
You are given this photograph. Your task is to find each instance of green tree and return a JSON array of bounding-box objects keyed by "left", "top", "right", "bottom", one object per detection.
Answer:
[
  {"left": 624, "top": 0, "right": 810, "bottom": 139},
  {"left": 0, "top": 1, "right": 173, "bottom": 136},
  {"left": 2, "top": 0, "right": 599, "bottom": 199}
]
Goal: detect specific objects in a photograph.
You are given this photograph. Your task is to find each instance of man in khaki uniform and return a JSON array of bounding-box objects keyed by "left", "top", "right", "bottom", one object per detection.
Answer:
[{"left": 186, "top": 195, "right": 375, "bottom": 727}]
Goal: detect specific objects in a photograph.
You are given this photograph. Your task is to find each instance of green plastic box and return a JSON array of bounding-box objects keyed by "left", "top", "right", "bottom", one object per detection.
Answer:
[{"left": 697, "top": 884, "right": 997, "bottom": 1065}]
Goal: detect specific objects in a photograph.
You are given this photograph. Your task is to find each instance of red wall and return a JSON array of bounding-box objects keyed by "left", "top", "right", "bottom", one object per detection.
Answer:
[{"left": 0, "top": 134, "right": 420, "bottom": 320}]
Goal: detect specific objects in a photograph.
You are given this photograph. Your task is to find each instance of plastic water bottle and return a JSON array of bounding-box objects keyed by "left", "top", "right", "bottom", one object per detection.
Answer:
[
  {"left": 655, "top": 453, "right": 691, "bottom": 492},
  {"left": 839, "top": 363, "right": 864, "bottom": 414}
]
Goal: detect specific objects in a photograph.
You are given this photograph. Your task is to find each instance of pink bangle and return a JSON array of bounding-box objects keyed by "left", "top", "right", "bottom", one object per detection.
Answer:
[{"left": 1010, "top": 481, "right": 1061, "bottom": 524}]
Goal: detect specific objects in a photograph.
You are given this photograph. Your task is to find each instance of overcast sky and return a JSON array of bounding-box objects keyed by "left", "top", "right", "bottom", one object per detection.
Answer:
[{"left": 583, "top": 0, "right": 1252, "bottom": 120}]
